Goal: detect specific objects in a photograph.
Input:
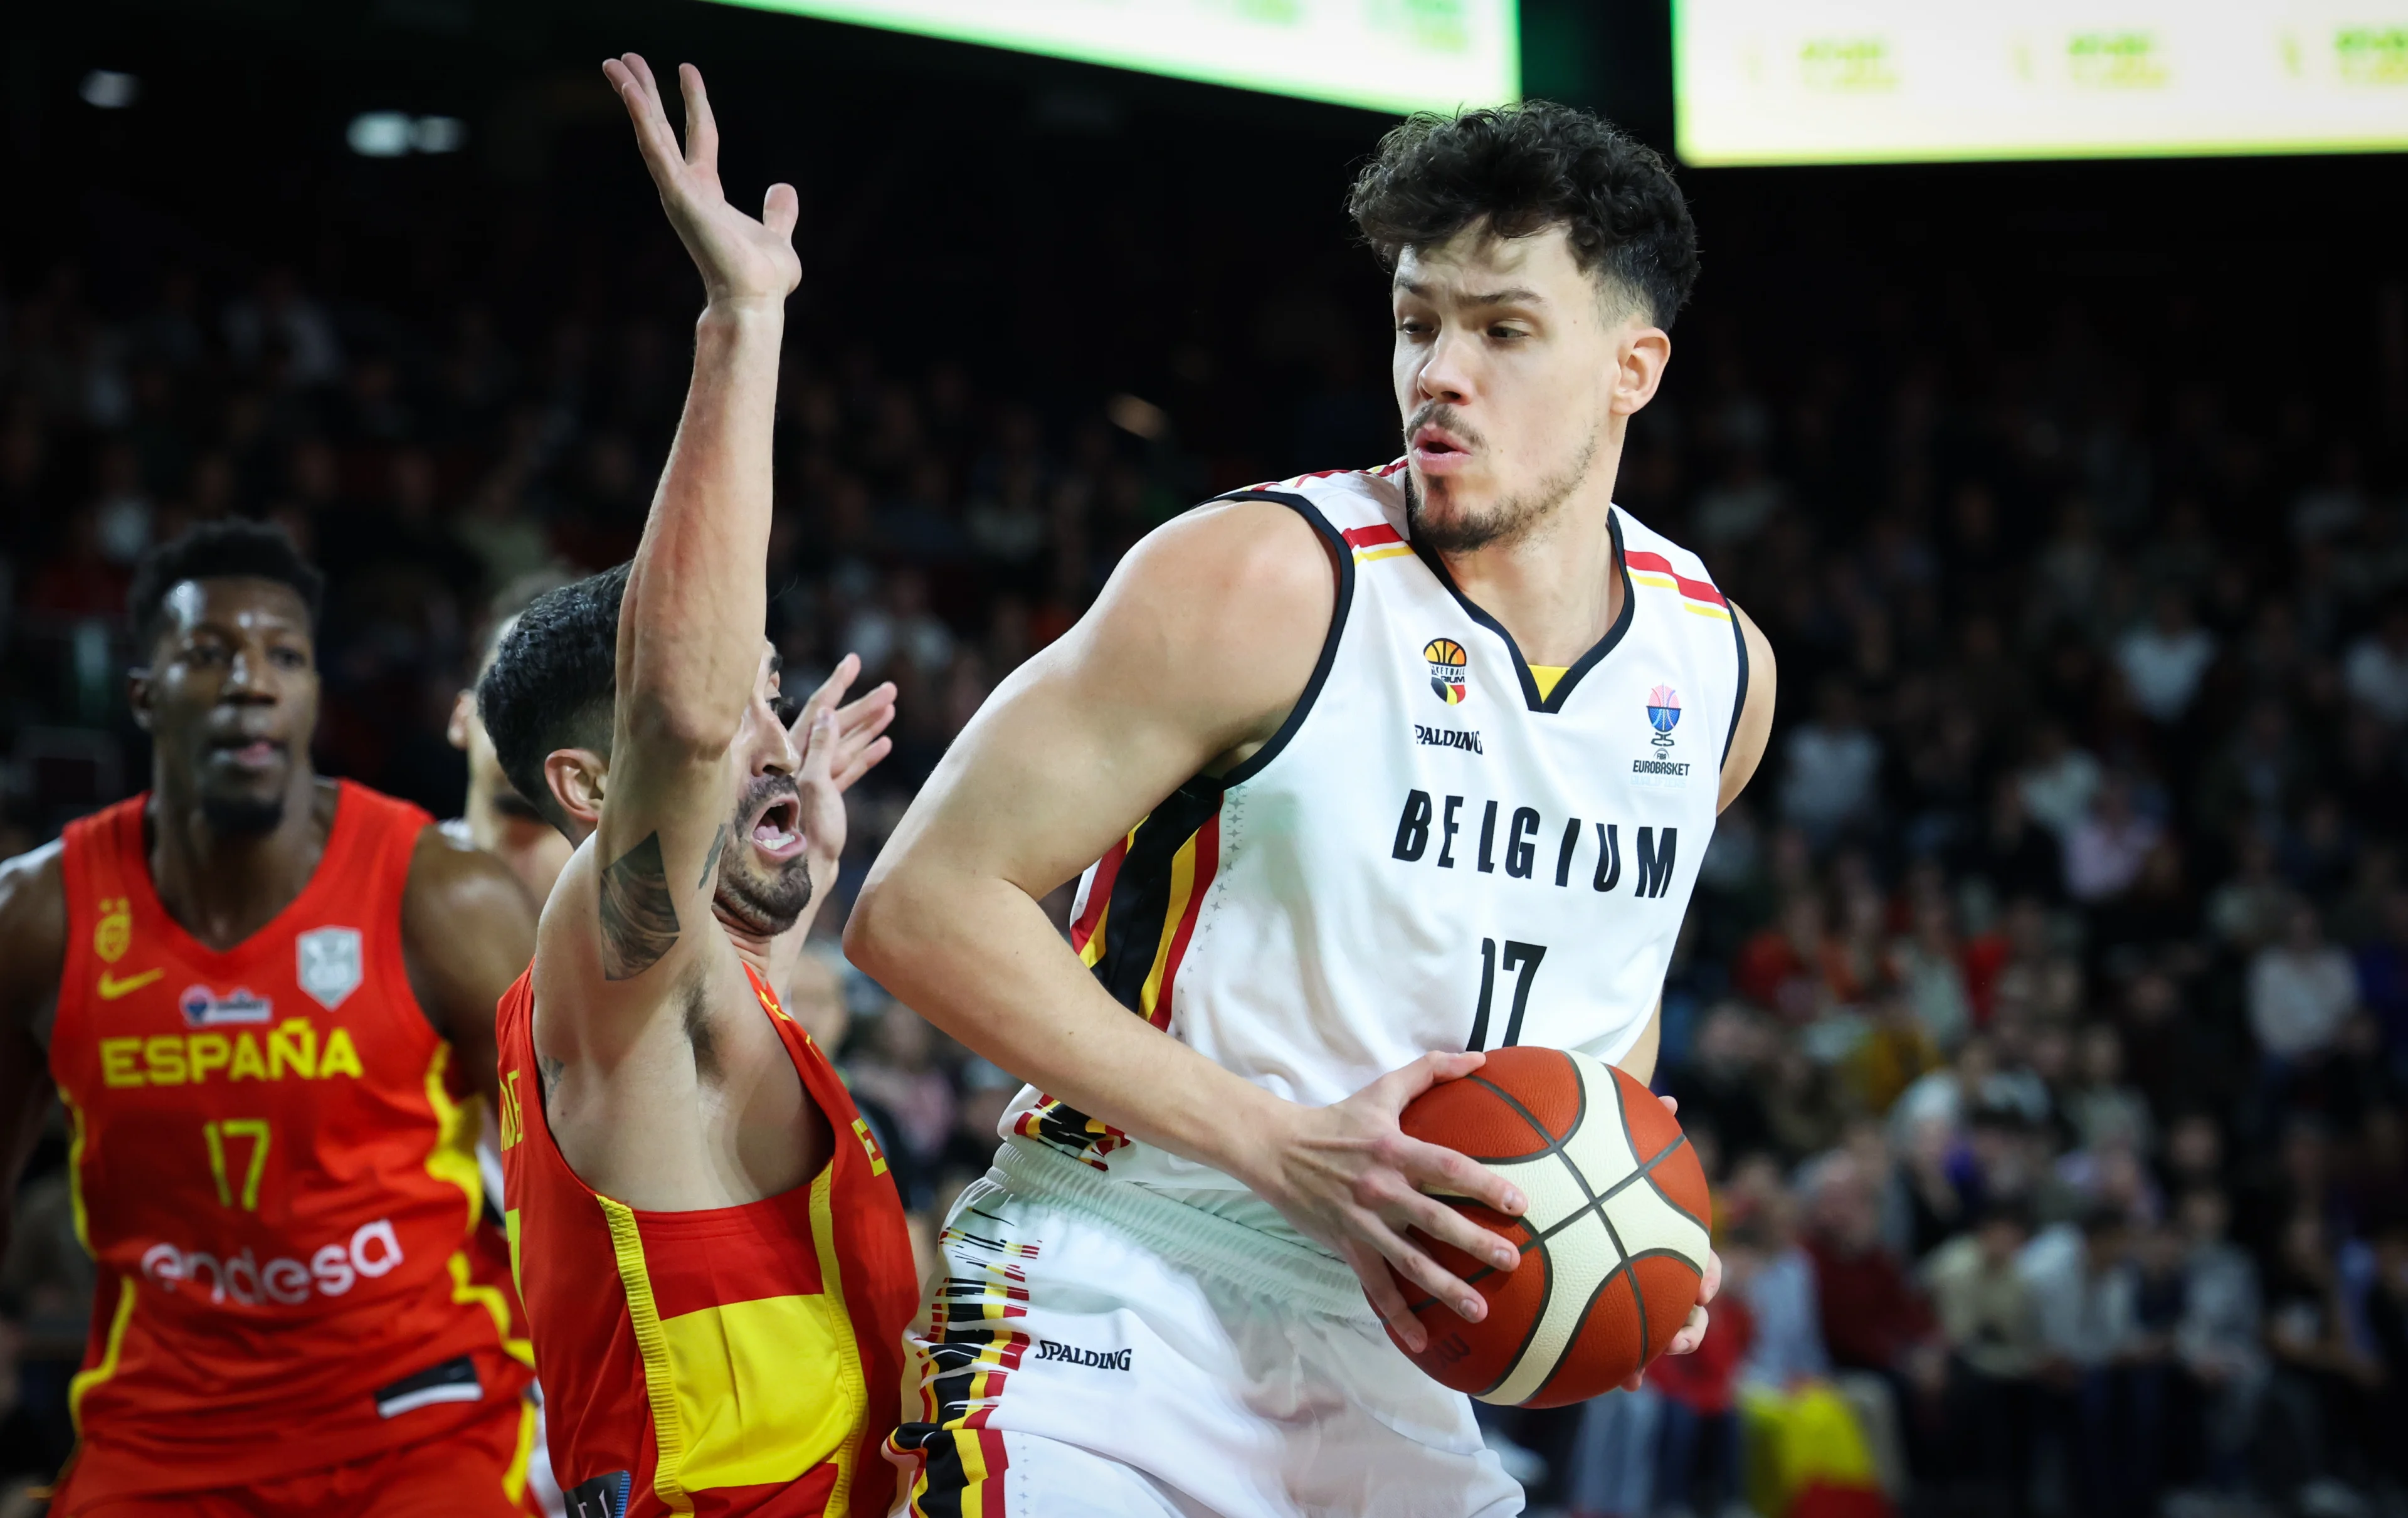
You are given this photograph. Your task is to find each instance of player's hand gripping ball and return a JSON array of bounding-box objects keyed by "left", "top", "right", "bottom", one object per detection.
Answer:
[{"left": 1381, "top": 1047, "right": 1713, "bottom": 1406}]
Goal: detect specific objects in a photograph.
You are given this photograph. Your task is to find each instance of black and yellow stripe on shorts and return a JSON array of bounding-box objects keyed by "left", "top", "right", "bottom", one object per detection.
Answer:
[
  {"left": 890, "top": 1215, "right": 1040, "bottom": 1517},
  {"left": 1013, "top": 782, "right": 1225, "bottom": 1169}
]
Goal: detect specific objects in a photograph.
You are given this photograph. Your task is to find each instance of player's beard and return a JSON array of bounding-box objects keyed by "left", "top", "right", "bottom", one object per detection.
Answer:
[
  {"left": 1404, "top": 406, "right": 1599, "bottom": 554},
  {"left": 712, "top": 775, "right": 815, "bottom": 937},
  {"left": 199, "top": 794, "right": 287, "bottom": 836}
]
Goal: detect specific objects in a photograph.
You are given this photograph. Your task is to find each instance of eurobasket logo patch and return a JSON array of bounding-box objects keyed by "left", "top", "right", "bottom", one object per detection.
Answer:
[
  {"left": 1425, "top": 638, "right": 1469, "bottom": 705},
  {"left": 1647, "top": 685, "right": 1682, "bottom": 735}
]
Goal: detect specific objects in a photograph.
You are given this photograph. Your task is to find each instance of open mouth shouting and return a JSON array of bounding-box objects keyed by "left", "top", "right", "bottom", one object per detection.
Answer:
[{"left": 745, "top": 787, "right": 806, "bottom": 862}]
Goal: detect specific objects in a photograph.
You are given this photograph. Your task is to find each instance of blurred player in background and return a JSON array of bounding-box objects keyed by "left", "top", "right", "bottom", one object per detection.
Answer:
[
  {"left": 448, "top": 572, "right": 579, "bottom": 908},
  {"left": 851, "top": 103, "right": 1776, "bottom": 1515},
  {"left": 476, "top": 56, "right": 912, "bottom": 1518},
  {"left": 0, "top": 522, "right": 542, "bottom": 1515}
]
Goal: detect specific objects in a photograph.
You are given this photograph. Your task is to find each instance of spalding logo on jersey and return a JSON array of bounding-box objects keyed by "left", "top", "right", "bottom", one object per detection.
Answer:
[
  {"left": 297, "top": 927, "right": 364, "bottom": 1011},
  {"left": 1425, "top": 638, "right": 1469, "bottom": 705}
]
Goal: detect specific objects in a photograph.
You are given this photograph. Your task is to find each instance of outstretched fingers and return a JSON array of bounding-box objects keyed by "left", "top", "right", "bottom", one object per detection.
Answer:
[
  {"left": 603, "top": 54, "right": 685, "bottom": 187},
  {"left": 677, "top": 62, "right": 718, "bottom": 174},
  {"left": 834, "top": 737, "right": 893, "bottom": 792}
]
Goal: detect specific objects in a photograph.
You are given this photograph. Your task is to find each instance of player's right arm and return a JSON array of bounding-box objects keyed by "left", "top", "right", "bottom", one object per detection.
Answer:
[
  {"left": 848, "top": 503, "right": 1528, "bottom": 1348},
  {"left": 533, "top": 55, "right": 799, "bottom": 1060},
  {"left": 0, "top": 844, "right": 65, "bottom": 1260}
]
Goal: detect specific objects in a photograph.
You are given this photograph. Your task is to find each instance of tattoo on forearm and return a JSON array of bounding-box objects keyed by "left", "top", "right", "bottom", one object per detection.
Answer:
[
  {"left": 598, "top": 832, "right": 680, "bottom": 981},
  {"left": 697, "top": 823, "right": 731, "bottom": 890}
]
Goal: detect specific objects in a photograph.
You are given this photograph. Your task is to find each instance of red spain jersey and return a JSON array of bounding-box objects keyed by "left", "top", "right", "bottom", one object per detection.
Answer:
[
  {"left": 50, "top": 783, "right": 536, "bottom": 1500},
  {"left": 497, "top": 959, "right": 917, "bottom": 1518}
]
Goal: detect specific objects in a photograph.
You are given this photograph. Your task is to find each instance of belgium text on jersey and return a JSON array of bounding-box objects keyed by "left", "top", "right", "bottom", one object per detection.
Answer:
[{"left": 1390, "top": 790, "right": 1681, "bottom": 899}]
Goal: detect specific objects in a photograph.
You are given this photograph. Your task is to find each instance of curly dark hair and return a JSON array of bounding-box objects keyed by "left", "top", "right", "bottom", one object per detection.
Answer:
[
  {"left": 127, "top": 519, "right": 325, "bottom": 652},
  {"left": 477, "top": 562, "right": 630, "bottom": 833},
  {"left": 1347, "top": 100, "right": 1699, "bottom": 329}
]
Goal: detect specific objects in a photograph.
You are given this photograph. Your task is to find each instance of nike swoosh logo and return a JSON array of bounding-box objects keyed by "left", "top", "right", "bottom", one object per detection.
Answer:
[{"left": 97, "top": 968, "right": 164, "bottom": 1001}]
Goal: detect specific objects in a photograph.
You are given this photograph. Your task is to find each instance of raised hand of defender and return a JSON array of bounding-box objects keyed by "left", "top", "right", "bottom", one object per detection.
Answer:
[
  {"left": 601, "top": 54, "right": 800, "bottom": 307},
  {"left": 1250, "top": 1052, "right": 1528, "bottom": 1354},
  {"left": 789, "top": 652, "right": 896, "bottom": 796}
]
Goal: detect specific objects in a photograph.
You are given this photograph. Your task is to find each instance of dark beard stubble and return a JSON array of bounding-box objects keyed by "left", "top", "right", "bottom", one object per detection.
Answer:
[{"left": 1404, "top": 425, "right": 1600, "bottom": 554}]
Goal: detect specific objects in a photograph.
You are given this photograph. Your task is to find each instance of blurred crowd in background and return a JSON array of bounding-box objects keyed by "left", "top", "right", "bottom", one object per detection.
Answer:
[{"left": 5, "top": 178, "right": 2408, "bottom": 1518}]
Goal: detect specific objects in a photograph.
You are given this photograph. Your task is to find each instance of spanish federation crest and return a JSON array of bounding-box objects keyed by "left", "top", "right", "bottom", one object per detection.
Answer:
[{"left": 297, "top": 926, "right": 364, "bottom": 1011}]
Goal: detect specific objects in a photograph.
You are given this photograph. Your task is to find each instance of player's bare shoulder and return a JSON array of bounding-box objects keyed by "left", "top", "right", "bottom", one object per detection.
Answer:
[
  {"left": 404, "top": 820, "right": 539, "bottom": 920},
  {"left": 400, "top": 822, "right": 537, "bottom": 1046},
  {"left": 0, "top": 840, "right": 66, "bottom": 1041},
  {"left": 1062, "top": 495, "right": 1341, "bottom": 765}
]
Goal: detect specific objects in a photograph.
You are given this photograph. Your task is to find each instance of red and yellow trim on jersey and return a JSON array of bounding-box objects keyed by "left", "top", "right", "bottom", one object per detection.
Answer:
[
  {"left": 1015, "top": 794, "right": 1223, "bottom": 1167},
  {"left": 892, "top": 1231, "right": 1040, "bottom": 1518},
  {"left": 1624, "top": 549, "right": 1733, "bottom": 621},
  {"left": 1343, "top": 522, "right": 1415, "bottom": 564}
]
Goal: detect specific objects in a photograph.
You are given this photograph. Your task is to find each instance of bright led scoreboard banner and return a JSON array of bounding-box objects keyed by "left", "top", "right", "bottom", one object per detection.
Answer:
[
  {"left": 1674, "top": 1, "right": 2408, "bottom": 165},
  {"left": 702, "top": 0, "right": 1519, "bottom": 116}
]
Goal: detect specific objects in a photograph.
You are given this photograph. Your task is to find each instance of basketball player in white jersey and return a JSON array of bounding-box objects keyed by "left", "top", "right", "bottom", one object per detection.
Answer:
[{"left": 850, "top": 102, "right": 1775, "bottom": 1517}]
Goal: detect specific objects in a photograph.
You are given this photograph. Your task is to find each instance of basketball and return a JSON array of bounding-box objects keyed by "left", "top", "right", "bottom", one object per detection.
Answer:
[{"left": 1382, "top": 1047, "right": 1713, "bottom": 1407}]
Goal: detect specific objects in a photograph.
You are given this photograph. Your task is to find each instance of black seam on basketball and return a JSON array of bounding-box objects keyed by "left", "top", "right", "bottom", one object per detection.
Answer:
[
  {"left": 1618, "top": 1246, "right": 1705, "bottom": 1279},
  {"left": 1475, "top": 1238, "right": 1555, "bottom": 1401},
  {"left": 1634, "top": 1140, "right": 1710, "bottom": 1231},
  {"left": 1401, "top": 1059, "right": 1585, "bottom": 1322},
  {"left": 1535, "top": 1233, "right": 1641, "bottom": 1404},
  {"left": 1454, "top": 1073, "right": 1575, "bottom": 1166},
  {"left": 1597, "top": 1202, "right": 1649, "bottom": 1369},
  {"left": 1440, "top": 1062, "right": 1601, "bottom": 1279},
  {"left": 1518, "top": 1134, "right": 1698, "bottom": 1252}
]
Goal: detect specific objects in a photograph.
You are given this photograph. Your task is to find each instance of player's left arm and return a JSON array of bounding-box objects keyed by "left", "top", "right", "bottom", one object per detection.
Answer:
[
  {"left": 1611, "top": 600, "right": 1771, "bottom": 1378},
  {"left": 1617, "top": 600, "right": 1775, "bottom": 1088},
  {"left": 402, "top": 828, "right": 541, "bottom": 1111},
  {"left": 1719, "top": 603, "right": 1777, "bottom": 813}
]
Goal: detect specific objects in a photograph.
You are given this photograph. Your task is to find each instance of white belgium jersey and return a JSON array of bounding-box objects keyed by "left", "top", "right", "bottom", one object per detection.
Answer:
[{"left": 1001, "top": 463, "right": 1748, "bottom": 1215}]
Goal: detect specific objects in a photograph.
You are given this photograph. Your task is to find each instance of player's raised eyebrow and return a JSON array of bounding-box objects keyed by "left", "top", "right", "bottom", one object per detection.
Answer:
[{"left": 1395, "top": 278, "right": 1549, "bottom": 308}]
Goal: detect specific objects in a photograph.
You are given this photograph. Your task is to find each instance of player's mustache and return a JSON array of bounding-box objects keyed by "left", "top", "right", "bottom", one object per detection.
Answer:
[
  {"left": 736, "top": 774, "right": 803, "bottom": 828},
  {"left": 1403, "top": 402, "right": 1482, "bottom": 451}
]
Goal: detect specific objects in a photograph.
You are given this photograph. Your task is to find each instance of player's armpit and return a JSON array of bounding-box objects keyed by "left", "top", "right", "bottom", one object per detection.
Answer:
[
  {"left": 1718, "top": 601, "right": 1777, "bottom": 814},
  {"left": 401, "top": 826, "right": 538, "bottom": 1110}
]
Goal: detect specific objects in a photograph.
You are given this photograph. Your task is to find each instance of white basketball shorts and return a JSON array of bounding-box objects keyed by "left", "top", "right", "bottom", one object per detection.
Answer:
[{"left": 885, "top": 1141, "right": 1524, "bottom": 1518}]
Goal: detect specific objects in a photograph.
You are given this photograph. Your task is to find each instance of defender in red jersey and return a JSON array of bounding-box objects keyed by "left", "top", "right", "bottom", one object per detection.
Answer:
[
  {"left": 472, "top": 56, "right": 914, "bottom": 1518},
  {"left": 0, "top": 524, "right": 542, "bottom": 1514}
]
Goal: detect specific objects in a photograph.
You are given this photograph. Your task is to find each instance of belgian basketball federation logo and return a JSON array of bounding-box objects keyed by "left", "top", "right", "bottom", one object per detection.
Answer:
[{"left": 1425, "top": 638, "right": 1469, "bottom": 705}]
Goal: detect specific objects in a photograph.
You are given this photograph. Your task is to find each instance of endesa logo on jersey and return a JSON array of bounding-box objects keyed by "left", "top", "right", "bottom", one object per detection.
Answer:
[
  {"left": 180, "top": 984, "right": 273, "bottom": 1028},
  {"left": 1425, "top": 638, "right": 1469, "bottom": 705},
  {"left": 140, "top": 1217, "right": 404, "bottom": 1307}
]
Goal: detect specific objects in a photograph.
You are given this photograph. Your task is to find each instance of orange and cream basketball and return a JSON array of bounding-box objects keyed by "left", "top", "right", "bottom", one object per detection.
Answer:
[{"left": 1384, "top": 1046, "right": 1713, "bottom": 1406}]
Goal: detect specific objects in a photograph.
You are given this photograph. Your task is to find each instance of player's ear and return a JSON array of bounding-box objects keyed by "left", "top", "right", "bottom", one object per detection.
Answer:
[
  {"left": 1610, "top": 324, "right": 1671, "bottom": 418},
  {"left": 446, "top": 689, "right": 474, "bottom": 752},
  {"left": 127, "top": 667, "right": 156, "bottom": 732},
  {"left": 543, "top": 747, "right": 608, "bottom": 832}
]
